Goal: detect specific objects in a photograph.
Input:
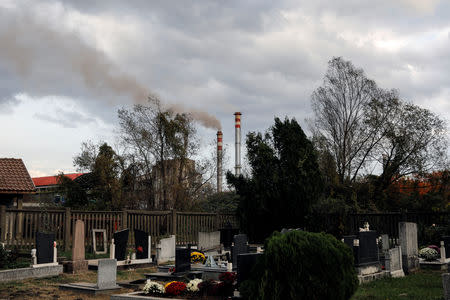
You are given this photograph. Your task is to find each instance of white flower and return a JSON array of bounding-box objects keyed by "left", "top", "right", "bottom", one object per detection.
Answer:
[
  {"left": 143, "top": 280, "right": 165, "bottom": 294},
  {"left": 186, "top": 278, "right": 203, "bottom": 292},
  {"left": 419, "top": 247, "right": 439, "bottom": 261}
]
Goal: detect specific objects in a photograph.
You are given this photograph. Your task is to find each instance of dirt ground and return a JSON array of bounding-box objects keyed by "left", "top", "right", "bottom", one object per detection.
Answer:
[{"left": 0, "top": 266, "right": 156, "bottom": 300}]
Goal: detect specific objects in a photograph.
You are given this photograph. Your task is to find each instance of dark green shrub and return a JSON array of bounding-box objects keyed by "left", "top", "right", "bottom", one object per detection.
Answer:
[{"left": 240, "top": 230, "right": 358, "bottom": 300}]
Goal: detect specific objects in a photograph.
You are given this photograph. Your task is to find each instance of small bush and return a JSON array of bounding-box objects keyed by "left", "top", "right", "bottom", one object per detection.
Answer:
[{"left": 240, "top": 230, "right": 358, "bottom": 300}]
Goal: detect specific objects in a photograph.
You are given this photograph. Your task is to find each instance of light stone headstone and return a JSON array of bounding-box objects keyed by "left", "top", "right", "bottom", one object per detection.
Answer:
[
  {"left": 97, "top": 259, "right": 117, "bottom": 289},
  {"left": 198, "top": 231, "right": 221, "bottom": 251},
  {"left": 72, "top": 220, "right": 85, "bottom": 261},
  {"left": 398, "top": 222, "right": 419, "bottom": 273},
  {"left": 156, "top": 235, "right": 176, "bottom": 264},
  {"left": 441, "top": 241, "right": 447, "bottom": 263},
  {"left": 385, "top": 246, "right": 404, "bottom": 278},
  {"left": 381, "top": 234, "right": 390, "bottom": 252}
]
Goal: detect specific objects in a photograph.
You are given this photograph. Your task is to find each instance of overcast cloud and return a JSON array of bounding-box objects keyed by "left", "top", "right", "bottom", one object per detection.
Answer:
[{"left": 0, "top": 0, "right": 449, "bottom": 176}]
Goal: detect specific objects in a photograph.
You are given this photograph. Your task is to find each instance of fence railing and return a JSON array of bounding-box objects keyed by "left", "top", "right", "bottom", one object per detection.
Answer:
[
  {"left": 307, "top": 211, "right": 450, "bottom": 240},
  {"left": 0, "top": 206, "right": 239, "bottom": 250}
]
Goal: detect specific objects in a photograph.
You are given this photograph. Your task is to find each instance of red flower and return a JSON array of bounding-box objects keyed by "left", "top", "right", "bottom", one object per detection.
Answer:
[
  {"left": 219, "top": 272, "right": 237, "bottom": 284},
  {"left": 165, "top": 281, "right": 186, "bottom": 296},
  {"left": 137, "top": 246, "right": 144, "bottom": 253}
]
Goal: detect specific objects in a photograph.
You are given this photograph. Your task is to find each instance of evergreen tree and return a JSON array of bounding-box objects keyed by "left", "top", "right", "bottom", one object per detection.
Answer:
[{"left": 227, "top": 117, "right": 322, "bottom": 241}]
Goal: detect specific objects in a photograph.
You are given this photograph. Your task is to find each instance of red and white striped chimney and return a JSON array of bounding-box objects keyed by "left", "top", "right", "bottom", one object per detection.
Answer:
[
  {"left": 234, "top": 112, "right": 242, "bottom": 176},
  {"left": 217, "top": 130, "right": 223, "bottom": 193}
]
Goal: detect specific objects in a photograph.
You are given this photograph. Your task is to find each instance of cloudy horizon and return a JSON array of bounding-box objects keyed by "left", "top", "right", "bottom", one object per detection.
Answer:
[{"left": 1, "top": 0, "right": 449, "bottom": 177}]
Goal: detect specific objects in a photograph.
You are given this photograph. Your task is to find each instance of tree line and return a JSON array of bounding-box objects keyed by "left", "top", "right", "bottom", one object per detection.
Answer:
[
  {"left": 227, "top": 57, "right": 448, "bottom": 241},
  {"left": 59, "top": 96, "right": 218, "bottom": 211}
]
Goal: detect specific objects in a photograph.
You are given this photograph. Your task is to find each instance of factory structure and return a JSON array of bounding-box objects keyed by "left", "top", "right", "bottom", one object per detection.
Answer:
[{"left": 216, "top": 112, "right": 242, "bottom": 193}]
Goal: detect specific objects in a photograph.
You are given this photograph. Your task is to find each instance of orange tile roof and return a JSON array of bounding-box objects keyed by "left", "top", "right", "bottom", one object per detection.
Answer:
[
  {"left": 32, "top": 173, "right": 84, "bottom": 187},
  {"left": 0, "top": 158, "right": 36, "bottom": 194}
]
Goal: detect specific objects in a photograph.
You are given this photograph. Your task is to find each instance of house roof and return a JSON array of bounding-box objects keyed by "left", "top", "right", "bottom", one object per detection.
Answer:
[
  {"left": 32, "top": 173, "right": 85, "bottom": 187},
  {"left": 0, "top": 158, "right": 36, "bottom": 194}
]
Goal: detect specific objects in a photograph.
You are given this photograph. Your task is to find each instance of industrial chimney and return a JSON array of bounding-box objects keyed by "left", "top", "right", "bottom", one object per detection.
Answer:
[
  {"left": 234, "top": 112, "right": 242, "bottom": 176},
  {"left": 217, "top": 130, "right": 223, "bottom": 193}
]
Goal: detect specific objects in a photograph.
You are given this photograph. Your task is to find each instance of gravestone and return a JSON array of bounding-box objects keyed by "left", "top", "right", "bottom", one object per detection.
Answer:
[
  {"left": 175, "top": 248, "right": 191, "bottom": 274},
  {"left": 134, "top": 229, "right": 149, "bottom": 260},
  {"left": 220, "top": 223, "right": 239, "bottom": 249},
  {"left": 381, "top": 234, "right": 390, "bottom": 252},
  {"left": 237, "top": 253, "right": 263, "bottom": 286},
  {"left": 72, "top": 220, "right": 85, "bottom": 261},
  {"left": 156, "top": 235, "right": 176, "bottom": 264},
  {"left": 92, "top": 229, "right": 107, "bottom": 254},
  {"left": 399, "top": 222, "right": 419, "bottom": 273},
  {"left": 198, "top": 231, "right": 221, "bottom": 251},
  {"left": 36, "top": 232, "right": 55, "bottom": 264},
  {"left": 385, "top": 246, "right": 405, "bottom": 278},
  {"left": 97, "top": 259, "right": 118, "bottom": 289},
  {"left": 358, "top": 231, "right": 378, "bottom": 265},
  {"left": 66, "top": 220, "right": 88, "bottom": 273},
  {"left": 114, "top": 229, "right": 129, "bottom": 261},
  {"left": 443, "top": 236, "right": 450, "bottom": 259},
  {"left": 232, "top": 234, "right": 248, "bottom": 269}
]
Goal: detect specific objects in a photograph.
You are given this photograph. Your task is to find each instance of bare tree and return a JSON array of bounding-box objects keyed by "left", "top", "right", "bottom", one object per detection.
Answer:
[
  {"left": 311, "top": 57, "right": 395, "bottom": 183},
  {"left": 117, "top": 96, "right": 216, "bottom": 210},
  {"left": 312, "top": 57, "right": 448, "bottom": 188}
]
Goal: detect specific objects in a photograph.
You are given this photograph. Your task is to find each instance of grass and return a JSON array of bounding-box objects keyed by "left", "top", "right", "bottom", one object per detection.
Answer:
[
  {"left": 352, "top": 269, "right": 445, "bottom": 300},
  {"left": 0, "top": 266, "right": 157, "bottom": 299},
  {"left": 58, "top": 249, "right": 110, "bottom": 260}
]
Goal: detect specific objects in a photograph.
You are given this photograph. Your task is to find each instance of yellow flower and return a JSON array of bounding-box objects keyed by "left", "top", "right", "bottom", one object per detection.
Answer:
[{"left": 165, "top": 281, "right": 176, "bottom": 289}]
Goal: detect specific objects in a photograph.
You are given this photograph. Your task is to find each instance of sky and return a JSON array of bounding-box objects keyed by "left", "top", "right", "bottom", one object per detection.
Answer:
[{"left": 0, "top": 0, "right": 449, "bottom": 178}]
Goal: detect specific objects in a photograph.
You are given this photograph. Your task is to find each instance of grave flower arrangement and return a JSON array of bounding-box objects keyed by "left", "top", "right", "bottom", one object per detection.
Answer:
[
  {"left": 186, "top": 278, "right": 203, "bottom": 292},
  {"left": 190, "top": 251, "right": 206, "bottom": 264},
  {"left": 164, "top": 281, "right": 187, "bottom": 296},
  {"left": 143, "top": 280, "right": 165, "bottom": 295},
  {"left": 419, "top": 246, "right": 439, "bottom": 261}
]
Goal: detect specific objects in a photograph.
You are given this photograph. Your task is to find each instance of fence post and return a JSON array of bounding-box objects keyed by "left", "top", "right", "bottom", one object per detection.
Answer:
[
  {"left": 171, "top": 209, "right": 177, "bottom": 236},
  {"left": 122, "top": 210, "right": 128, "bottom": 229},
  {"left": 64, "top": 207, "right": 71, "bottom": 251},
  {"left": 215, "top": 213, "right": 220, "bottom": 230},
  {"left": 0, "top": 205, "right": 6, "bottom": 242}
]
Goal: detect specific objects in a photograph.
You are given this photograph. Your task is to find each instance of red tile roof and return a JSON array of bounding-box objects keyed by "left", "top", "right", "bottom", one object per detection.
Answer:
[
  {"left": 32, "top": 173, "right": 84, "bottom": 187},
  {"left": 0, "top": 158, "right": 36, "bottom": 194}
]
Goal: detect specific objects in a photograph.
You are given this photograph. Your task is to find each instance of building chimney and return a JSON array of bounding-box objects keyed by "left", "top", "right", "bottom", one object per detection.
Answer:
[
  {"left": 234, "top": 112, "right": 242, "bottom": 176},
  {"left": 217, "top": 130, "right": 223, "bottom": 193}
]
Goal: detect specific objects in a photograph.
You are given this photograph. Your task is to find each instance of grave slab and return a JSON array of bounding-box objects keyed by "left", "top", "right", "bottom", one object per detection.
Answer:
[{"left": 59, "top": 259, "right": 121, "bottom": 294}]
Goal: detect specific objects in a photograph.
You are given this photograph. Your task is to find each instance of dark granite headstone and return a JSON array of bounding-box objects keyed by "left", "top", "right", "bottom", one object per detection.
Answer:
[
  {"left": 114, "top": 229, "right": 129, "bottom": 261},
  {"left": 134, "top": 229, "right": 148, "bottom": 260},
  {"left": 220, "top": 223, "right": 239, "bottom": 249},
  {"left": 442, "top": 236, "right": 450, "bottom": 259},
  {"left": 237, "top": 253, "right": 263, "bottom": 286},
  {"left": 232, "top": 234, "right": 248, "bottom": 269},
  {"left": 343, "top": 235, "right": 356, "bottom": 249},
  {"left": 36, "top": 232, "right": 55, "bottom": 264},
  {"left": 175, "top": 248, "right": 191, "bottom": 274},
  {"left": 357, "top": 231, "right": 379, "bottom": 265}
]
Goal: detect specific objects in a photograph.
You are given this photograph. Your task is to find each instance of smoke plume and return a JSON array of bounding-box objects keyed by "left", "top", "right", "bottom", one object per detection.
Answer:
[{"left": 0, "top": 7, "right": 221, "bottom": 130}]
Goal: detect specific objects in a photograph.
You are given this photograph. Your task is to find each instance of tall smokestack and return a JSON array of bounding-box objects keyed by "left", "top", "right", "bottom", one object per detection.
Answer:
[
  {"left": 234, "top": 112, "right": 242, "bottom": 176},
  {"left": 217, "top": 130, "right": 223, "bottom": 193}
]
